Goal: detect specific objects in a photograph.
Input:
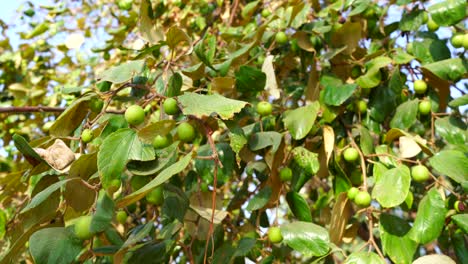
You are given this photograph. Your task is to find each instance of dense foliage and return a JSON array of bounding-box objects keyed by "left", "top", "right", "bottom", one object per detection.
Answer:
[{"left": 0, "top": 0, "right": 467, "bottom": 263}]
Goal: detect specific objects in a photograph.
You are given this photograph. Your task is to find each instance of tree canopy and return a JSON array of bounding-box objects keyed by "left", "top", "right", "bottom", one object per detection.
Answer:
[{"left": 0, "top": 0, "right": 467, "bottom": 263}]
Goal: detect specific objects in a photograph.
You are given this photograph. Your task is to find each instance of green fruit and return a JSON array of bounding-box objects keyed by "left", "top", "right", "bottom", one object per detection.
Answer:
[
  {"left": 279, "top": 167, "right": 293, "bottom": 182},
  {"left": 427, "top": 18, "right": 439, "bottom": 32},
  {"left": 261, "top": 9, "right": 271, "bottom": 18},
  {"left": 406, "top": 43, "right": 413, "bottom": 55},
  {"left": 108, "top": 179, "right": 121, "bottom": 193},
  {"left": 351, "top": 66, "right": 361, "bottom": 79},
  {"left": 275, "top": 32, "right": 288, "bottom": 45},
  {"left": 347, "top": 187, "right": 359, "bottom": 200},
  {"left": 256, "top": 101, "right": 272, "bottom": 116},
  {"left": 413, "top": 80, "right": 427, "bottom": 94},
  {"left": 177, "top": 122, "right": 196, "bottom": 143},
  {"left": 163, "top": 98, "right": 179, "bottom": 115},
  {"left": 118, "top": 0, "right": 132, "bottom": 10},
  {"left": 411, "top": 165, "right": 430, "bottom": 182},
  {"left": 146, "top": 186, "right": 164, "bottom": 205},
  {"left": 451, "top": 34, "right": 464, "bottom": 48},
  {"left": 268, "top": 227, "right": 283, "bottom": 243},
  {"left": 116, "top": 210, "right": 127, "bottom": 224},
  {"left": 125, "top": 105, "right": 145, "bottom": 126},
  {"left": 343, "top": 147, "right": 359, "bottom": 162},
  {"left": 354, "top": 191, "right": 371, "bottom": 207},
  {"left": 454, "top": 201, "right": 464, "bottom": 213},
  {"left": 356, "top": 100, "right": 367, "bottom": 114},
  {"left": 74, "top": 215, "right": 95, "bottom": 240},
  {"left": 153, "top": 134, "right": 171, "bottom": 149},
  {"left": 463, "top": 34, "right": 468, "bottom": 49},
  {"left": 81, "top": 129, "right": 94, "bottom": 143},
  {"left": 418, "top": 100, "right": 431, "bottom": 115},
  {"left": 90, "top": 98, "right": 104, "bottom": 113}
]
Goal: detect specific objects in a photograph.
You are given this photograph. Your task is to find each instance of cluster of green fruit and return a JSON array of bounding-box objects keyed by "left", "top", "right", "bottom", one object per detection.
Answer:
[
  {"left": 451, "top": 33, "right": 468, "bottom": 50},
  {"left": 413, "top": 80, "right": 432, "bottom": 115},
  {"left": 81, "top": 97, "right": 197, "bottom": 146}
]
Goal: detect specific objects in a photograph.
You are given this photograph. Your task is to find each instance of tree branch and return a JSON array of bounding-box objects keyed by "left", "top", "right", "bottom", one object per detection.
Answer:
[{"left": 0, "top": 106, "right": 124, "bottom": 114}]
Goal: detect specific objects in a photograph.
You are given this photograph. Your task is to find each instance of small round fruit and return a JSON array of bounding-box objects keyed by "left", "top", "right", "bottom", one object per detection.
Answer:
[
  {"left": 261, "top": 9, "right": 271, "bottom": 18},
  {"left": 347, "top": 187, "right": 359, "bottom": 200},
  {"left": 427, "top": 18, "right": 439, "bottom": 32},
  {"left": 454, "top": 201, "right": 464, "bottom": 213},
  {"left": 153, "top": 134, "right": 171, "bottom": 149},
  {"left": 268, "top": 227, "right": 283, "bottom": 243},
  {"left": 177, "top": 122, "right": 196, "bottom": 143},
  {"left": 354, "top": 191, "right": 371, "bottom": 207},
  {"left": 163, "top": 98, "right": 179, "bottom": 115},
  {"left": 146, "top": 186, "right": 164, "bottom": 205},
  {"left": 90, "top": 98, "right": 104, "bottom": 113},
  {"left": 256, "top": 101, "right": 272, "bottom": 116},
  {"left": 279, "top": 167, "right": 293, "bottom": 182},
  {"left": 107, "top": 179, "right": 121, "bottom": 193},
  {"left": 413, "top": 80, "right": 427, "bottom": 94},
  {"left": 411, "top": 165, "right": 430, "bottom": 182},
  {"left": 74, "top": 215, "right": 94, "bottom": 240},
  {"left": 81, "top": 129, "right": 94, "bottom": 143},
  {"left": 343, "top": 147, "right": 359, "bottom": 162},
  {"left": 125, "top": 105, "right": 145, "bottom": 126},
  {"left": 275, "top": 32, "right": 288, "bottom": 45},
  {"left": 463, "top": 34, "right": 468, "bottom": 49},
  {"left": 117, "top": 0, "right": 132, "bottom": 10},
  {"left": 418, "top": 100, "right": 431, "bottom": 115},
  {"left": 116, "top": 210, "right": 127, "bottom": 224},
  {"left": 451, "top": 34, "right": 464, "bottom": 48},
  {"left": 356, "top": 100, "right": 367, "bottom": 114}
]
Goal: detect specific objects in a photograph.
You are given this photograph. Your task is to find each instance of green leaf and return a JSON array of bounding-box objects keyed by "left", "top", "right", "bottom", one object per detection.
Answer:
[
  {"left": 21, "top": 178, "right": 74, "bottom": 213},
  {"left": 409, "top": 188, "right": 447, "bottom": 244},
  {"left": 286, "top": 191, "right": 312, "bottom": 222},
  {"left": 233, "top": 237, "right": 256, "bottom": 257},
  {"left": 235, "top": 65, "right": 266, "bottom": 94},
  {"left": 23, "top": 22, "right": 49, "bottom": 39},
  {"left": 390, "top": 99, "right": 418, "bottom": 130},
  {"left": 421, "top": 58, "right": 468, "bottom": 81},
  {"left": 69, "top": 152, "right": 97, "bottom": 181},
  {"left": 392, "top": 49, "right": 414, "bottom": 64},
  {"left": 379, "top": 214, "right": 418, "bottom": 264},
  {"left": 195, "top": 143, "right": 235, "bottom": 185},
  {"left": 428, "top": 0, "right": 466, "bottom": 26},
  {"left": 162, "top": 186, "right": 189, "bottom": 222},
  {"left": 122, "top": 221, "right": 154, "bottom": 248},
  {"left": 241, "top": 0, "right": 259, "bottom": 19},
  {"left": 451, "top": 214, "right": 468, "bottom": 233},
  {"left": 449, "top": 94, "right": 468, "bottom": 108},
  {"left": 50, "top": 94, "right": 93, "bottom": 137},
  {"left": 90, "top": 191, "right": 114, "bottom": 233},
  {"left": 63, "top": 180, "right": 95, "bottom": 213},
  {"left": 280, "top": 221, "right": 330, "bottom": 257},
  {"left": 127, "top": 240, "right": 174, "bottom": 264},
  {"left": 323, "top": 83, "right": 357, "bottom": 106},
  {"left": 29, "top": 227, "right": 82, "bottom": 264},
  {"left": 291, "top": 147, "right": 320, "bottom": 175},
  {"left": 413, "top": 39, "right": 451, "bottom": 65},
  {"left": 435, "top": 116, "right": 467, "bottom": 146},
  {"left": 229, "top": 128, "right": 247, "bottom": 165},
  {"left": 98, "top": 128, "right": 155, "bottom": 188},
  {"left": 167, "top": 72, "right": 182, "bottom": 97},
  {"left": 356, "top": 57, "right": 392, "bottom": 88},
  {"left": 139, "top": 0, "right": 162, "bottom": 44},
  {"left": 166, "top": 26, "right": 192, "bottom": 53},
  {"left": 429, "top": 150, "right": 468, "bottom": 183},
  {"left": 248, "top": 131, "right": 282, "bottom": 153},
  {"left": 178, "top": 92, "right": 248, "bottom": 120},
  {"left": 137, "top": 120, "right": 176, "bottom": 144},
  {"left": 372, "top": 165, "right": 411, "bottom": 208},
  {"left": 246, "top": 186, "right": 272, "bottom": 211},
  {"left": 98, "top": 60, "right": 145, "bottom": 84},
  {"left": 127, "top": 142, "right": 178, "bottom": 176},
  {"left": 344, "top": 252, "right": 386, "bottom": 264},
  {"left": 13, "top": 134, "right": 45, "bottom": 166},
  {"left": 0, "top": 210, "right": 6, "bottom": 239},
  {"left": 194, "top": 34, "right": 216, "bottom": 68},
  {"left": 117, "top": 153, "right": 192, "bottom": 207},
  {"left": 358, "top": 126, "right": 374, "bottom": 155},
  {"left": 283, "top": 102, "right": 320, "bottom": 140},
  {"left": 399, "top": 9, "right": 426, "bottom": 31}
]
